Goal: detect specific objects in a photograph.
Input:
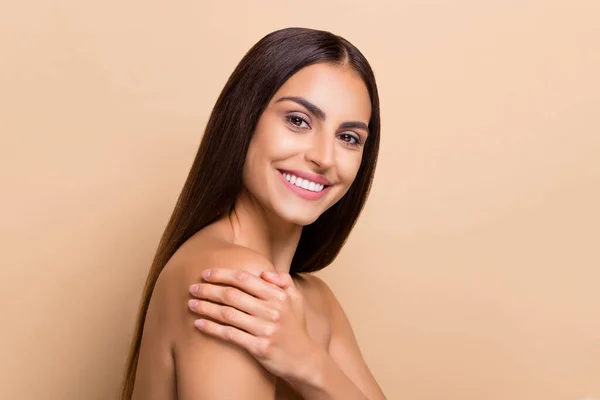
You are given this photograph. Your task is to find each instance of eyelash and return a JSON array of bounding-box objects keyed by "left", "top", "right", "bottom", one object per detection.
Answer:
[{"left": 285, "top": 114, "right": 363, "bottom": 149}]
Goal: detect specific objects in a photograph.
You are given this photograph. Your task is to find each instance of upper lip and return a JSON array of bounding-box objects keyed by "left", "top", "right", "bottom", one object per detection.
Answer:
[{"left": 279, "top": 169, "right": 332, "bottom": 186}]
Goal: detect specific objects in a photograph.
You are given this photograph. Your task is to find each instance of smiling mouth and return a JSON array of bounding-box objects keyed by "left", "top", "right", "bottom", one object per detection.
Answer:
[{"left": 279, "top": 171, "right": 329, "bottom": 193}]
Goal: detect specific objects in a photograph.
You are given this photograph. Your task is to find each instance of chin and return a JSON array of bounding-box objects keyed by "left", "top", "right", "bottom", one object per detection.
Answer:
[{"left": 274, "top": 205, "right": 322, "bottom": 226}]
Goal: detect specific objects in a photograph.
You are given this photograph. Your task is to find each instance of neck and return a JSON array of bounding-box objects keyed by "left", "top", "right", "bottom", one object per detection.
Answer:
[{"left": 226, "top": 188, "right": 302, "bottom": 273}]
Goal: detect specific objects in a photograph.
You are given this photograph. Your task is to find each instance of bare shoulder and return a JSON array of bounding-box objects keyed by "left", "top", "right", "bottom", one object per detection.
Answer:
[
  {"left": 164, "top": 230, "right": 275, "bottom": 275},
  {"left": 297, "top": 273, "right": 354, "bottom": 339},
  {"left": 154, "top": 230, "right": 278, "bottom": 336},
  {"left": 148, "top": 231, "right": 279, "bottom": 399},
  {"left": 295, "top": 273, "right": 336, "bottom": 314},
  {"left": 133, "top": 232, "right": 275, "bottom": 399}
]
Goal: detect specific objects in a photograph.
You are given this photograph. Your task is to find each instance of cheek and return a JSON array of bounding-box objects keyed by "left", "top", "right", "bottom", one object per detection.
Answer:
[
  {"left": 328, "top": 152, "right": 363, "bottom": 203},
  {"left": 242, "top": 124, "right": 298, "bottom": 183},
  {"left": 337, "top": 152, "right": 363, "bottom": 185},
  {"left": 253, "top": 130, "right": 302, "bottom": 165}
]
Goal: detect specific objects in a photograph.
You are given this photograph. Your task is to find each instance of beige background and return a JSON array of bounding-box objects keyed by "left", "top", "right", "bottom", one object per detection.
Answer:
[{"left": 1, "top": 1, "right": 599, "bottom": 399}]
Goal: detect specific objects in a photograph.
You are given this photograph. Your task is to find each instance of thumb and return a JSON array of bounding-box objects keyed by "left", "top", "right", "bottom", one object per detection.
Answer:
[{"left": 261, "top": 271, "right": 295, "bottom": 290}]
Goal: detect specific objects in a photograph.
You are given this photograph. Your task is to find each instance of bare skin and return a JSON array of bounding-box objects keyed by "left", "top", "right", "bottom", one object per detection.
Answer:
[
  {"left": 131, "top": 63, "right": 386, "bottom": 399},
  {"left": 132, "top": 220, "right": 385, "bottom": 399}
]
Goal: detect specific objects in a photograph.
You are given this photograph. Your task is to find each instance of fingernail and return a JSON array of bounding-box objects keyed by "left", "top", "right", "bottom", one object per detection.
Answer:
[
  {"left": 189, "top": 284, "right": 198, "bottom": 294},
  {"left": 265, "top": 271, "right": 278, "bottom": 279},
  {"left": 194, "top": 319, "right": 205, "bottom": 328},
  {"left": 188, "top": 299, "right": 198, "bottom": 309},
  {"left": 203, "top": 269, "right": 212, "bottom": 279}
]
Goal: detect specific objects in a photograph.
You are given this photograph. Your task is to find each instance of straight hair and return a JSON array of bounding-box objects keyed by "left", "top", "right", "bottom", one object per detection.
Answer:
[{"left": 121, "top": 27, "right": 381, "bottom": 399}]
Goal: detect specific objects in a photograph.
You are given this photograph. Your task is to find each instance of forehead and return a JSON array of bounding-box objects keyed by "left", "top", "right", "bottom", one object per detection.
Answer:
[{"left": 270, "top": 63, "right": 372, "bottom": 123}]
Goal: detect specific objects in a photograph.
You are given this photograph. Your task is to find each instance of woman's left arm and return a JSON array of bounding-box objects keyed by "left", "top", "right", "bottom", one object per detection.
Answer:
[{"left": 310, "top": 275, "right": 388, "bottom": 400}]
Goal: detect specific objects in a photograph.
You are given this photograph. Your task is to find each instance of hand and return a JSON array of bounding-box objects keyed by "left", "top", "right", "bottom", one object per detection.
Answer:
[{"left": 187, "top": 268, "right": 321, "bottom": 383}]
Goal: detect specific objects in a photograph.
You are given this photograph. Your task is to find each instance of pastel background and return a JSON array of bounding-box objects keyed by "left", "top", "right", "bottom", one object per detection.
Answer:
[{"left": 1, "top": 1, "right": 599, "bottom": 399}]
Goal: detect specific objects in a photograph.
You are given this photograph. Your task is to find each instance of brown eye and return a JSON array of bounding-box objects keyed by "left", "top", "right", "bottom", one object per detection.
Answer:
[
  {"left": 340, "top": 133, "right": 358, "bottom": 144},
  {"left": 290, "top": 116, "right": 304, "bottom": 126},
  {"left": 286, "top": 114, "right": 310, "bottom": 129},
  {"left": 337, "top": 132, "right": 362, "bottom": 149}
]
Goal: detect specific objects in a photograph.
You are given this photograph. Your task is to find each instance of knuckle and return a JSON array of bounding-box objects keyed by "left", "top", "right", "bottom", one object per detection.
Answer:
[
  {"left": 223, "top": 326, "right": 235, "bottom": 341},
  {"left": 270, "top": 309, "right": 281, "bottom": 323},
  {"left": 251, "top": 340, "right": 264, "bottom": 357},
  {"left": 258, "top": 339, "right": 272, "bottom": 358},
  {"left": 236, "top": 270, "right": 251, "bottom": 283},
  {"left": 277, "top": 292, "right": 288, "bottom": 303},
  {"left": 224, "top": 288, "right": 239, "bottom": 303},
  {"left": 274, "top": 289, "right": 287, "bottom": 303},
  {"left": 264, "top": 323, "right": 276, "bottom": 337},
  {"left": 221, "top": 306, "right": 237, "bottom": 322}
]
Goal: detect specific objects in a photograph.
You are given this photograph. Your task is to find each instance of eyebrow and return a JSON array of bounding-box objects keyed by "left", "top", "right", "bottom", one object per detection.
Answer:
[{"left": 275, "top": 96, "right": 369, "bottom": 133}]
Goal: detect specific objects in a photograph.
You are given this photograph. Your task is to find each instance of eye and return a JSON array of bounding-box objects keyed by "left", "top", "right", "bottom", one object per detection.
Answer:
[
  {"left": 286, "top": 114, "right": 311, "bottom": 130},
  {"left": 338, "top": 133, "right": 362, "bottom": 148}
]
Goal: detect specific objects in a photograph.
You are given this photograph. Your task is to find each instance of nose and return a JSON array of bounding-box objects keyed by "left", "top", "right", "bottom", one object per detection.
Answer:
[{"left": 305, "top": 132, "right": 335, "bottom": 169}]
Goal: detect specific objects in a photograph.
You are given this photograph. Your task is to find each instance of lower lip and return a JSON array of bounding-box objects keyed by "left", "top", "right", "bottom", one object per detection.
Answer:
[{"left": 278, "top": 171, "right": 330, "bottom": 201}]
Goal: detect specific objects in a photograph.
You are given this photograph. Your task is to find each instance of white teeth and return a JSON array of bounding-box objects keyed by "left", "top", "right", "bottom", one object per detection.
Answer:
[{"left": 281, "top": 172, "right": 326, "bottom": 192}]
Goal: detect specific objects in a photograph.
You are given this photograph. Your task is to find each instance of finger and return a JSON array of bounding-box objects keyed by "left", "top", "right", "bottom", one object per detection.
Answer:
[
  {"left": 194, "top": 319, "right": 261, "bottom": 355},
  {"left": 261, "top": 272, "right": 300, "bottom": 297},
  {"left": 260, "top": 271, "right": 285, "bottom": 286},
  {"left": 261, "top": 271, "right": 294, "bottom": 288},
  {"left": 200, "top": 268, "right": 283, "bottom": 300},
  {"left": 188, "top": 299, "right": 271, "bottom": 336},
  {"left": 190, "top": 283, "right": 276, "bottom": 321}
]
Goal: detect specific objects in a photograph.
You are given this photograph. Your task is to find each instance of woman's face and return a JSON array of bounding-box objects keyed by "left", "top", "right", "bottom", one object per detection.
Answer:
[{"left": 243, "top": 62, "right": 372, "bottom": 226}]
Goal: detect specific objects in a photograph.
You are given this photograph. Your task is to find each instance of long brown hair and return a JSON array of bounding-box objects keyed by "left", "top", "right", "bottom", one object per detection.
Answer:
[{"left": 121, "top": 27, "right": 380, "bottom": 398}]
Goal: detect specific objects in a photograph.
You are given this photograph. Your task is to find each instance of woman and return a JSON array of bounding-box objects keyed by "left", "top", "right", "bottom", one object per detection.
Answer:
[{"left": 122, "top": 27, "right": 386, "bottom": 399}]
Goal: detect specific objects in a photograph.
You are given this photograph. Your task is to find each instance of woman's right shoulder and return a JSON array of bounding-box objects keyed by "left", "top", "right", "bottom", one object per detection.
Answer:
[
  {"left": 147, "top": 232, "right": 278, "bottom": 399},
  {"left": 156, "top": 231, "right": 276, "bottom": 296},
  {"left": 145, "top": 231, "right": 277, "bottom": 344}
]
